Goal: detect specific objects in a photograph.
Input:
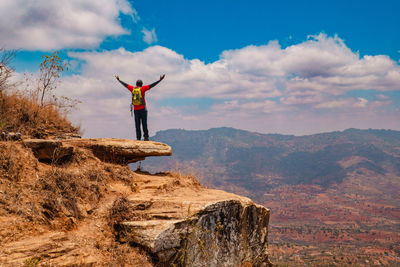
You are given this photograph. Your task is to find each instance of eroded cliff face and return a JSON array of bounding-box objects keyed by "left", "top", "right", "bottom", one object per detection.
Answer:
[
  {"left": 116, "top": 184, "right": 271, "bottom": 266},
  {"left": 0, "top": 138, "right": 271, "bottom": 266}
]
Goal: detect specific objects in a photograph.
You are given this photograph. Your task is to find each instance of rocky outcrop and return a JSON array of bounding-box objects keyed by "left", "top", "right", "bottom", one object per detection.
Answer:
[
  {"left": 113, "top": 173, "right": 271, "bottom": 267},
  {"left": 23, "top": 138, "right": 172, "bottom": 164},
  {"left": 0, "top": 141, "right": 271, "bottom": 266}
]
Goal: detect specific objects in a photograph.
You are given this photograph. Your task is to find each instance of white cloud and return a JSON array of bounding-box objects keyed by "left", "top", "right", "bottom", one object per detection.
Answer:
[
  {"left": 315, "top": 99, "right": 352, "bottom": 109},
  {"left": 222, "top": 34, "right": 400, "bottom": 95},
  {"left": 354, "top": 97, "right": 368, "bottom": 108},
  {"left": 281, "top": 89, "right": 324, "bottom": 105},
  {"left": 315, "top": 98, "right": 369, "bottom": 109},
  {"left": 376, "top": 94, "right": 390, "bottom": 100},
  {"left": 0, "top": 0, "right": 137, "bottom": 50},
  {"left": 116, "top": 0, "right": 139, "bottom": 22},
  {"left": 142, "top": 27, "right": 158, "bottom": 44},
  {"left": 54, "top": 34, "right": 400, "bottom": 137}
]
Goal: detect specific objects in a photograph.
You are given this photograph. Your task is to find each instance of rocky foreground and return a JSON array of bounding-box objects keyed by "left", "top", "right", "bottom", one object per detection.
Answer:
[{"left": 0, "top": 138, "right": 271, "bottom": 266}]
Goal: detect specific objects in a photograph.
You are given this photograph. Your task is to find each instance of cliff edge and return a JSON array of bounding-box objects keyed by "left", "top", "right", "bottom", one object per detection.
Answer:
[{"left": 0, "top": 139, "right": 271, "bottom": 266}]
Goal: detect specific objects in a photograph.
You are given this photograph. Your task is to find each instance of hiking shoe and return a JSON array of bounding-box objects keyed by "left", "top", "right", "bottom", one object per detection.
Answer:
[{"left": 144, "top": 137, "right": 149, "bottom": 141}]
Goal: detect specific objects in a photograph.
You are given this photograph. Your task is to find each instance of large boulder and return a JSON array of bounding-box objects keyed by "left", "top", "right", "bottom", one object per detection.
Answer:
[
  {"left": 115, "top": 188, "right": 271, "bottom": 266},
  {"left": 23, "top": 138, "right": 172, "bottom": 164}
]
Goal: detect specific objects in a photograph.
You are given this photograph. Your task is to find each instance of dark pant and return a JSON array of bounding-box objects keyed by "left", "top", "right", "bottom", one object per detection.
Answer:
[{"left": 134, "top": 109, "right": 148, "bottom": 140}]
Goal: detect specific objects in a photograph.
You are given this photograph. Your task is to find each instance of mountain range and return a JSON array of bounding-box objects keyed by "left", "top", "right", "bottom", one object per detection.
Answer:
[{"left": 143, "top": 127, "right": 400, "bottom": 198}]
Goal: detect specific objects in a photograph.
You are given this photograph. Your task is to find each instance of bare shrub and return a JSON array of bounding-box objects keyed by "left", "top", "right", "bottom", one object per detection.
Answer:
[
  {"left": 0, "top": 48, "right": 17, "bottom": 93},
  {"left": 109, "top": 197, "right": 135, "bottom": 226}
]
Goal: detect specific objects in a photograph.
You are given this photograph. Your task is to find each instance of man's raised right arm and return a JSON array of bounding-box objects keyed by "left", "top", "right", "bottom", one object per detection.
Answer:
[
  {"left": 115, "top": 75, "right": 129, "bottom": 89},
  {"left": 149, "top": 74, "right": 166, "bottom": 89}
]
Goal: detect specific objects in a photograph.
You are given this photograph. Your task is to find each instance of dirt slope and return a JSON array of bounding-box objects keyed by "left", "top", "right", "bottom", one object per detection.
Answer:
[{"left": 0, "top": 141, "right": 153, "bottom": 265}]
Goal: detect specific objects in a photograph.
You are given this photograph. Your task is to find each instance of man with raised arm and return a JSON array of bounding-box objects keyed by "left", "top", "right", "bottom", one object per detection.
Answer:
[{"left": 115, "top": 74, "right": 165, "bottom": 141}]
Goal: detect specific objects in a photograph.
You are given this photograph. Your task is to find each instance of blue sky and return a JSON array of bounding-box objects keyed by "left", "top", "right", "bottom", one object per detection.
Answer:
[
  {"left": 12, "top": 0, "right": 400, "bottom": 68},
  {"left": 133, "top": 0, "right": 400, "bottom": 62},
  {"left": 1, "top": 0, "right": 400, "bottom": 137}
]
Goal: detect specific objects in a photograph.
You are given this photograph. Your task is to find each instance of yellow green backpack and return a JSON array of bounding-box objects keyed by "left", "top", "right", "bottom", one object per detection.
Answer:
[
  {"left": 130, "top": 87, "right": 145, "bottom": 116},
  {"left": 131, "top": 87, "right": 144, "bottom": 106}
]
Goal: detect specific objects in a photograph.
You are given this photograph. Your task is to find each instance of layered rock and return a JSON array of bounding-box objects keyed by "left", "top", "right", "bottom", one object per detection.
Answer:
[{"left": 23, "top": 138, "right": 172, "bottom": 164}]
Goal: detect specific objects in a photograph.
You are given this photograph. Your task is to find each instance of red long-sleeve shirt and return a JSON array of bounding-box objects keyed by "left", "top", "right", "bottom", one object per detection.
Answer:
[{"left": 127, "top": 84, "right": 150, "bottom": 110}]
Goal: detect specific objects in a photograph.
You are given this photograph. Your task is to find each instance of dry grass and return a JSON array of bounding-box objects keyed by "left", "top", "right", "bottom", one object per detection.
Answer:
[
  {"left": 163, "top": 171, "right": 202, "bottom": 190},
  {"left": 0, "top": 143, "right": 43, "bottom": 244},
  {"left": 0, "top": 143, "right": 25, "bottom": 181},
  {"left": 40, "top": 170, "right": 87, "bottom": 218},
  {"left": 100, "top": 241, "right": 153, "bottom": 267},
  {"left": 0, "top": 142, "right": 38, "bottom": 216},
  {"left": 109, "top": 197, "right": 135, "bottom": 224},
  {"left": 0, "top": 166, "right": 108, "bottom": 234},
  {"left": 0, "top": 144, "right": 111, "bottom": 231},
  {"left": 0, "top": 91, "right": 79, "bottom": 138},
  {"left": 0, "top": 143, "right": 154, "bottom": 265},
  {"left": 0, "top": 84, "right": 157, "bottom": 265}
]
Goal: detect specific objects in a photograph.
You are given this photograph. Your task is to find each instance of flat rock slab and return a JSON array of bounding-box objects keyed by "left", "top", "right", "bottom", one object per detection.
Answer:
[{"left": 23, "top": 138, "right": 172, "bottom": 164}]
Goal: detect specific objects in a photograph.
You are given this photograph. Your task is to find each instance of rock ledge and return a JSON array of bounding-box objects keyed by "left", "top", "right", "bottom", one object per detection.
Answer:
[{"left": 23, "top": 138, "right": 172, "bottom": 164}]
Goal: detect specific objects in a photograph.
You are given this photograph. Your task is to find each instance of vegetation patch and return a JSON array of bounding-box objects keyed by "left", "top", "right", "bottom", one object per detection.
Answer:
[{"left": 0, "top": 92, "right": 79, "bottom": 139}]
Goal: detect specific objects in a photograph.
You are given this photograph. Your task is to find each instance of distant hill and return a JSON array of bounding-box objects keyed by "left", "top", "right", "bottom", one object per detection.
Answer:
[{"left": 144, "top": 127, "right": 400, "bottom": 195}]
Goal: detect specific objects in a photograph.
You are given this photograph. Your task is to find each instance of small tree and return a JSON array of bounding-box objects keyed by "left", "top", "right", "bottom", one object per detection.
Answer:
[
  {"left": 36, "top": 51, "right": 80, "bottom": 112},
  {"left": 37, "top": 51, "right": 68, "bottom": 106},
  {"left": 0, "top": 48, "right": 17, "bottom": 93}
]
